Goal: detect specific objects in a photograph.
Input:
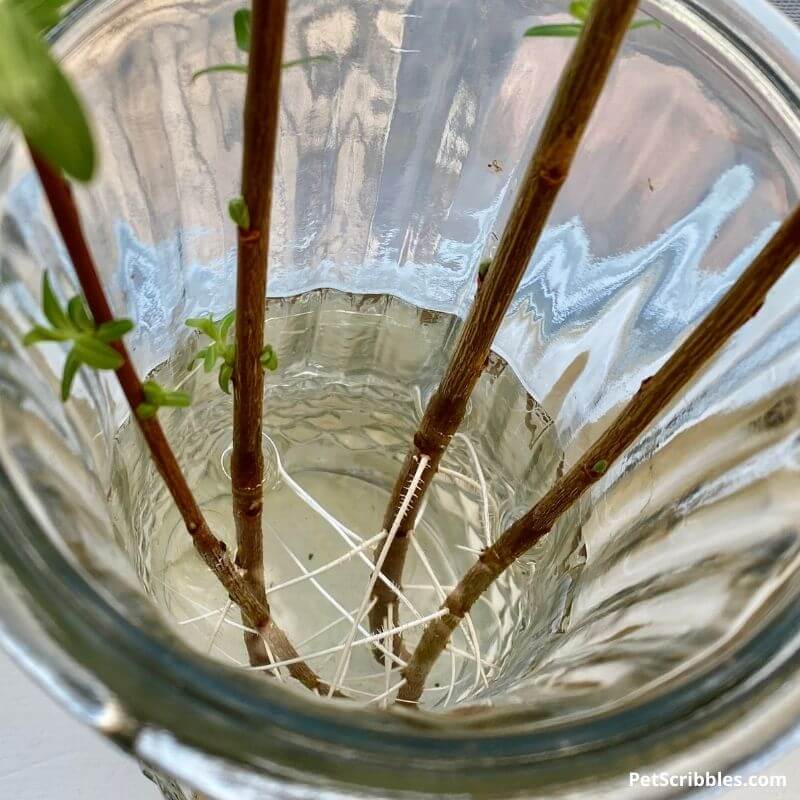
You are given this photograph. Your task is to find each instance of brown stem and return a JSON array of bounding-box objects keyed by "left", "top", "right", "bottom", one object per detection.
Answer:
[
  {"left": 397, "top": 203, "right": 800, "bottom": 704},
  {"left": 30, "top": 149, "right": 338, "bottom": 696},
  {"left": 370, "top": 0, "right": 643, "bottom": 647},
  {"left": 231, "top": 0, "right": 287, "bottom": 666}
]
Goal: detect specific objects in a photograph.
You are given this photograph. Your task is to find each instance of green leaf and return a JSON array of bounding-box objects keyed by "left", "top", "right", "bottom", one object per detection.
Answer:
[
  {"left": 73, "top": 335, "right": 123, "bottom": 370},
  {"left": 191, "top": 63, "right": 248, "bottom": 82},
  {"left": 233, "top": 8, "right": 251, "bottom": 52},
  {"left": 219, "top": 310, "right": 236, "bottom": 340},
  {"left": 281, "top": 55, "right": 334, "bottom": 70},
  {"left": 478, "top": 259, "right": 491, "bottom": 279},
  {"left": 629, "top": 18, "right": 660, "bottom": 30},
  {"left": 0, "top": 4, "right": 95, "bottom": 181},
  {"left": 23, "top": 325, "right": 70, "bottom": 345},
  {"left": 524, "top": 22, "right": 584, "bottom": 37},
  {"left": 568, "top": 1, "right": 591, "bottom": 21},
  {"left": 41, "top": 273, "right": 69, "bottom": 330},
  {"left": 136, "top": 402, "right": 157, "bottom": 420},
  {"left": 192, "top": 56, "right": 332, "bottom": 83},
  {"left": 158, "top": 389, "right": 191, "bottom": 408},
  {"left": 186, "top": 310, "right": 236, "bottom": 392},
  {"left": 189, "top": 345, "right": 208, "bottom": 369},
  {"left": 67, "top": 295, "right": 93, "bottom": 331},
  {"left": 11, "top": 0, "right": 72, "bottom": 33},
  {"left": 219, "top": 363, "right": 233, "bottom": 394},
  {"left": 228, "top": 196, "right": 250, "bottom": 230},
  {"left": 260, "top": 345, "right": 278, "bottom": 372},
  {"left": 141, "top": 380, "right": 162, "bottom": 403},
  {"left": 137, "top": 380, "right": 191, "bottom": 415},
  {"left": 203, "top": 344, "right": 218, "bottom": 372},
  {"left": 186, "top": 316, "right": 218, "bottom": 339},
  {"left": 96, "top": 318, "right": 134, "bottom": 342},
  {"left": 60, "top": 349, "right": 80, "bottom": 401}
]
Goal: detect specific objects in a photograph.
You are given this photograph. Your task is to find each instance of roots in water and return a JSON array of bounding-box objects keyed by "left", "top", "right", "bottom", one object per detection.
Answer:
[{"left": 108, "top": 296, "right": 570, "bottom": 712}]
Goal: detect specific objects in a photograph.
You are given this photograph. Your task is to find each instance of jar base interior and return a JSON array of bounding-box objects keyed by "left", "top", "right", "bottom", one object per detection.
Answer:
[
  {"left": 109, "top": 294, "right": 567, "bottom": 712},
  {"left": 104, "top": 292, "right": 800, "bottom": 724}
]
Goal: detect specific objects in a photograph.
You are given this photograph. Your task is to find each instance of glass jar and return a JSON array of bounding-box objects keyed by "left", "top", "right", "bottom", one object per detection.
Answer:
[{"left": 1, "top": 1, "right": 800, "bottom": 798}]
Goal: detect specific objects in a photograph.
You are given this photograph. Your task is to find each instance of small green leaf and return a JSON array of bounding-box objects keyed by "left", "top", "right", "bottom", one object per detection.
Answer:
[
  {"left": 568, "top": 1, "right": 591, "bottom": 21},
  {"left": 60, "top": 349, "right": 80, "bottom": 401},
  {"left": 186, "top": 310, "right": 236, "bottom": 392},
  {"left": 11, "top": 0, "right": 72, "bottom": 33},
  {"left": 191, "top": 63, "right": 249, "bottom": 82},
  {"left": 186, "top": 316, "right": 218, "bottom": 339},
  {"left": 203, "top": 344, "right": 217, "bottom": 372},
  {"left": 41, "top": 273, "right": 69, "bottom": 330},
  {"left": 592, "top": 459, "right": 609, "bottom": 475},
  {"left": 228, "top": 196, "right": 250, "bottom": 230},
  {"left": 478, "top": 259, "right": 491, "bottom": 280},
  {"left": 73, "top": 335, "right": 124, "bottom": 370},
  {"left": 0, "top": 4, "right": 95, "bottom": 181},
  {"left": 136, "top": 402, "right": 157, "bottom": 420},
  {"left": 219, "top": 363, "right": 233, "bottom": 394},
  {"left": 96, "top": 318, "right": 134, "bottom": 342},
  {"left": 23, "top": 325, "right": 70, "bottom": 345},
  {"left": 193, "top": 55, "right": 332, "bottom": 83},
  {"left": 260, "top": 345, "right": 278, "bottom": 372},
  {"left": 67, "top": 295, "right": 93, "bottom": 331},
  {"left": 219, "top": 310, "right": 236, "bottom": 340},
  {"left": 524, "top": 22, "right": 584, "bottom": 37},
  {"left": 629, "top": 18, "right": 660, "bottom": 30},
  {"left": 139, "top": 380, "right": 190, "bottom": 411},
  {"left": 159, "top": 389, "right": 191, "bottom": 408},
  {"left": 141, "top": 380, "right": 163, "bottom": 403},
  {"left": 189, "top": 345, "right": 208, "bottom": 369},
  {"left": 233, "top": 8, "right": 251, "bottom": 52}
]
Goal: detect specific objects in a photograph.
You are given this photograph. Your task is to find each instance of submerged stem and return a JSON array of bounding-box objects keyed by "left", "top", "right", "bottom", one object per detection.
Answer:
[
  {"left": 30, "top": 148, "right": 335, "bottom": 696},
  {"left": 397, "top": 203, "right": 800, "bottom": 703},
  {"left": 370, "top": 0, "right": 644, "bottom": 648},
  {"left": 231, "top": 0, "right": 287, "bottom": 667}
]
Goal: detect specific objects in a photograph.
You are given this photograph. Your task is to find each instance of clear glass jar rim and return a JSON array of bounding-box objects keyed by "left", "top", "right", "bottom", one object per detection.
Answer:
[{"left": 2, "top": 0, "right": 800, "bottom": 794}]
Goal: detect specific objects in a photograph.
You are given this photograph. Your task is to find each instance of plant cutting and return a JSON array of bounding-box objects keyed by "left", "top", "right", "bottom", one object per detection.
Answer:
[
  {"left": 368, "top": 0, "right": 654, "bottom": 652},
  {"left": 3, "top": 0, "right": 798, "bottom": 703},
  {"left": 4, "top": 0, "right": 332, "bottom": 693},
  {"left": 0, "top": 0, "right": 800, "bottom": 796}
]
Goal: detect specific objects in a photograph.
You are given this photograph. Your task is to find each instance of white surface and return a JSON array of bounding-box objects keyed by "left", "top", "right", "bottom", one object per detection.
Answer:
[
  {"left": 0, "top": 648, "right": 158, "bottom": 800},
  {"left": 0, "top": 647, "right": 796, "bottom": 799}
]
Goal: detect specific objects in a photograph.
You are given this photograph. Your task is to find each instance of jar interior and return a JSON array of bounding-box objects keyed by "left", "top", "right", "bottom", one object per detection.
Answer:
[
  {"left": 108, "top": 292, "right": 576, "bottom": 710},
  {"left": 0, "top": 0, "right": 799, "bottom": 734}
]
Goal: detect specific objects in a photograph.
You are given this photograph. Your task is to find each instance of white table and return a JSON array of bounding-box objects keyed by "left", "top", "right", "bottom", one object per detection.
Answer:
[{"left": 0, "top": 649, "right": 158, "bottom": 800}]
